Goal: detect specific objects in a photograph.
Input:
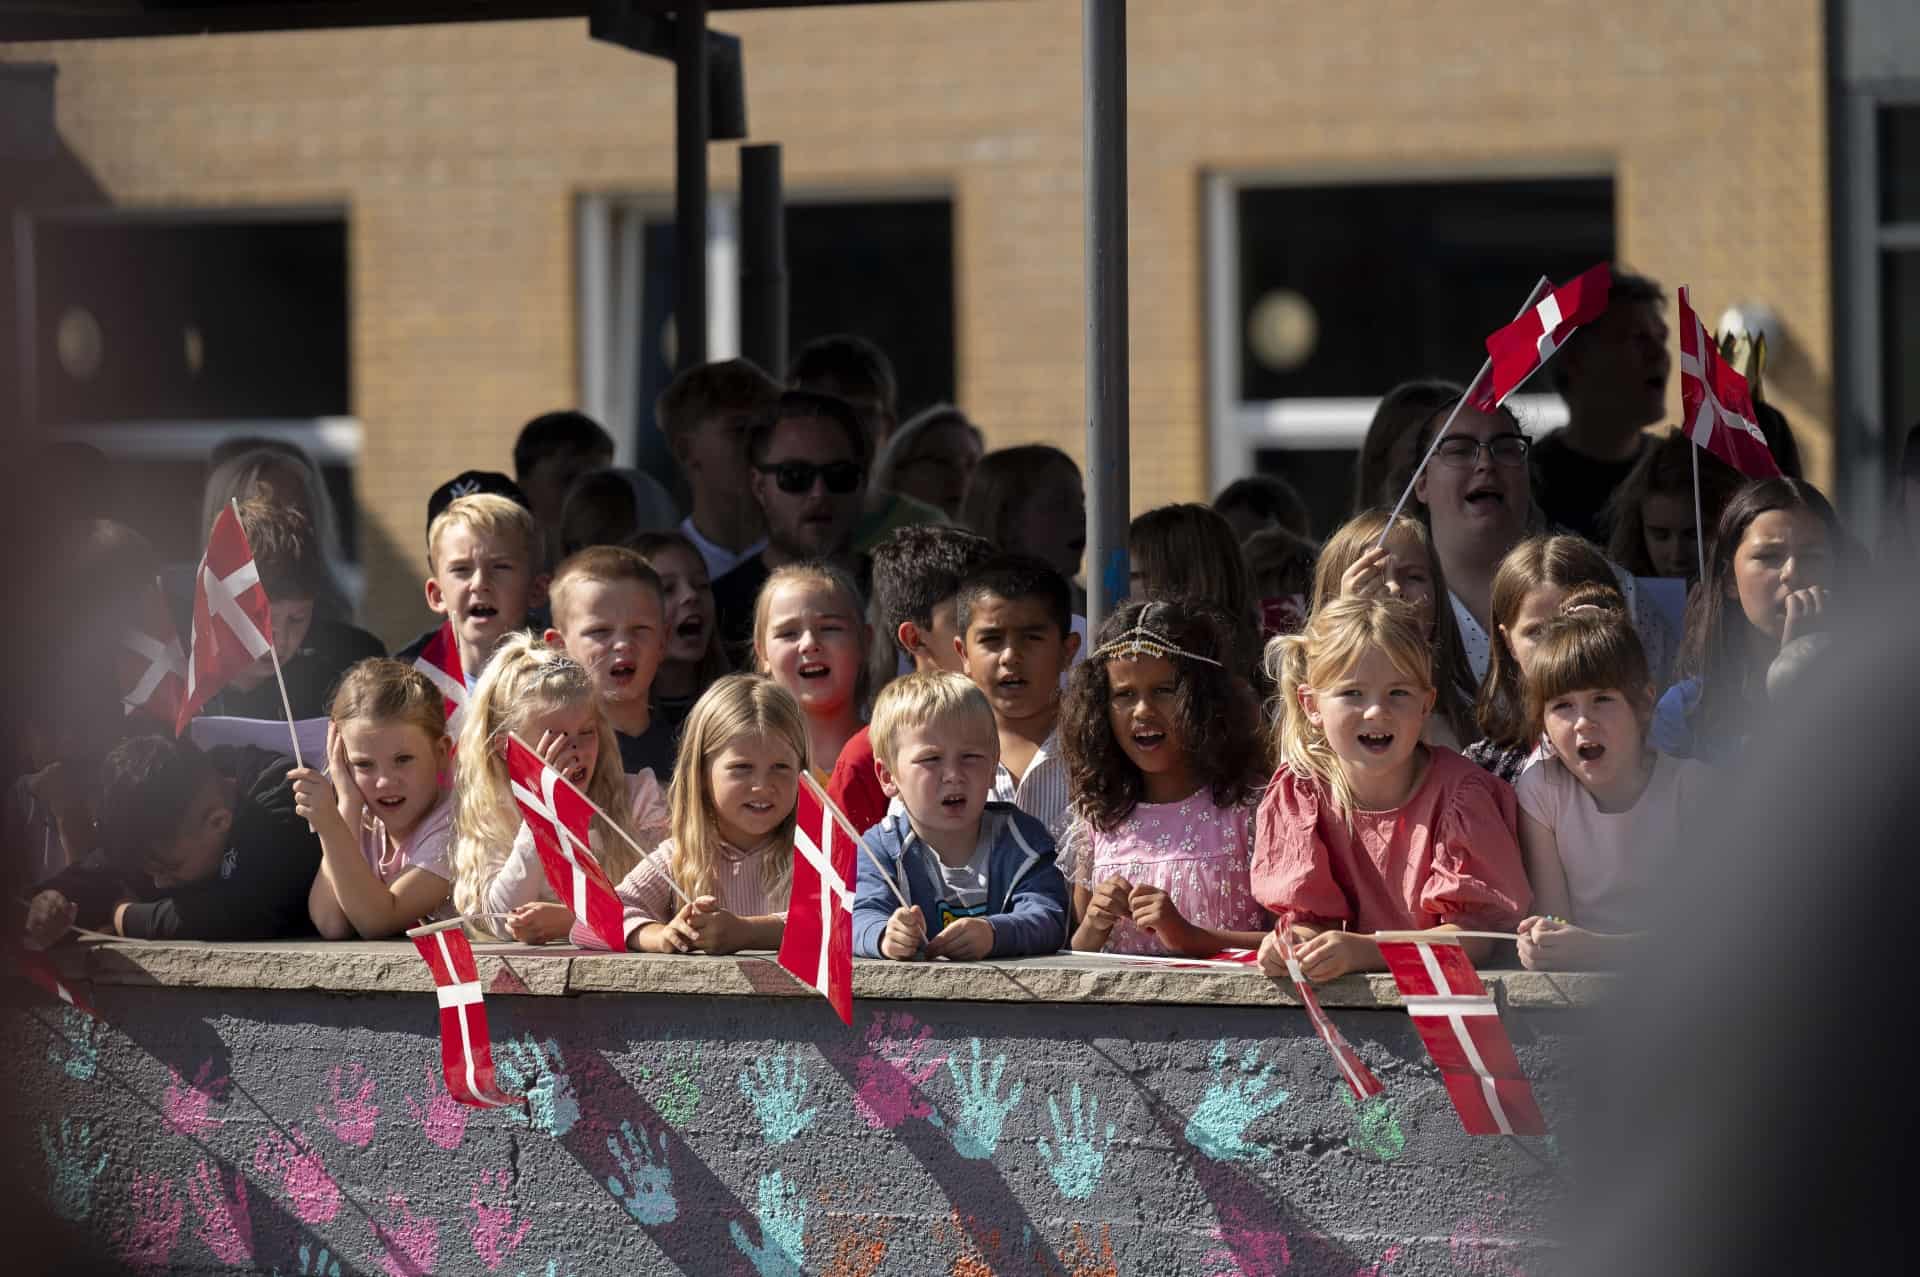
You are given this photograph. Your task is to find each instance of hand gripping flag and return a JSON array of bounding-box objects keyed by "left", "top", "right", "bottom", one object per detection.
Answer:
[
  {"left": 1376, "top": 935, "right": 1546, "bottom": 1135},
  {"left": 411, "top": 620, "right": 468, "bottom": 738},
  {"left": 1474, "top": 263, "right": 1613, "bottom": 410},
  {"left": 504, "top": 734, "right": 628, "bottom": 952},
  {"left": 120, "top": 579, "right": 189, "bottom": 729},
  {"left": 778, "top": 774, "right": 859, "bottom": 1025},
  {"left": 175, "top": 505, "right": 275, "bottom": 735},
  {"left": 408, "top": 925, "right": 522, "bottom": 1108},
  {"left": 1278, "top": 937, "right": 1384, "bottom": 1102},
  {"left": 1678, "top": 287, "right": 1781, "bottom": 479}
]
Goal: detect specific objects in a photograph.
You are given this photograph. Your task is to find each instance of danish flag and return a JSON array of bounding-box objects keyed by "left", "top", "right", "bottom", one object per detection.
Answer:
[
  {"left": 119, "top": 579, "right": 189, "bottom": 729},
  {"left": 175, "top": 504, "right": 276, "bottom": 735},
  {"left": 411, "top": 621, "right": 468, "bottom": 737},
  {"left": 18, "top": 949, "right": 99, "bottom": 1021},
  {"left": 1474, "top": 263, "right": 1613, "bottom": 410},
  {"left": 1279, "top": 937, "right": 1384, "bottom": 1102},
  {"left": 778, "top": 774, "right": 859, "bottom": 1025},
  {"left": 505, "top": 734, "right": 628, "bottom": 952},
  {"left": 1376, "top": 936, "right": 1546, "bottom": 1136},
  {"left": 408, "top": 925, "right": 522, "bottom": 1109},
  {"left": 1678, "top": 287, "right": 1781, "bottom": 480}
]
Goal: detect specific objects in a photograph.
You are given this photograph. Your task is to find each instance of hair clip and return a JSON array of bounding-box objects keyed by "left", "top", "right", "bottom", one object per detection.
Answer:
[{"left": 1091, "top": 624, "right": 1223, "bottom": 668}]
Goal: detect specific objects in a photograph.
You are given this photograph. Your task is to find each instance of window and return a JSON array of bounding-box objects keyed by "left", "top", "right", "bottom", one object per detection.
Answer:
[{"left": 1878, "top": 106, "right": 1920, "bottom": 458}]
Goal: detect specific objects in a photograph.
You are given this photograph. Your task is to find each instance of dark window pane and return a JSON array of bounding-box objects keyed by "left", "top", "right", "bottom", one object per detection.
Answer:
[
  {"left": 1883, "top": 250, "right": 1920, "bottom": 465},
  {"left": 1878, "top": 106, "right": 1920, "bottom": 225}
]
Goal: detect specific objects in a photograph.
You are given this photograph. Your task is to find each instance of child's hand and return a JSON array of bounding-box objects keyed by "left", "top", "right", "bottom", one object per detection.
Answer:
[
  {"left": 926, "top": 916, "right": 995, "bottom": 961},
  {"left": 289, "top": 767, "right": 350, "bottom": 837},
  {"left": 881, "top": 906, "right": 927, "bottom": 960},
  {"left": 535, "top": 729, "right": 587, "bottom": 786},
  {"left": 23, "top": 890, "right": 77, "bottom": 951},
  {"left": 1292, "top": 929, "right": 1375, "bottom": 983},
  {"left": 1781, "top": 586, "right": 1830, "bottom": 647},
  {"left": 324, "top": 724, "right": 365, "bottom": 829},
  {"left": 1127, "top": 884, "right": 1194, "bottom": 950},
  {"left": 505, "top": 901, "right": 576, "bottom": 944},
  {"left": 1338, "top": 545, "right": 1394, "bottom": 601},
  {"left": 1256, "top": 928, "right": 1294, "bottom": 981},
  {"left": 1083, "top": 876, "right": 1134, "bottom": 933},
  {"left": 1518, "top": 915, "right": 1581, "bottom": 971}
]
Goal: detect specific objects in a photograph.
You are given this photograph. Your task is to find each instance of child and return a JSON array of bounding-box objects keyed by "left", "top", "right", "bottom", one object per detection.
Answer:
[
  {"left": 1252, "top": 596, "right": 1531, "bottom": 983},
  {"left": 25, "top": 736, "right": 320, "bottom": 942},
  {"left": 1654, "top": 478, "right": 1842, "bottom": 764},
  {"left": 1464, "top": 535, "right": 1620, "bottom": 783},
  {"left": 450, "top": 633, "right": 656, "bottom": 943},
  {"left": 545, "top": 546, "right": 675, "bottom": 779},
  {"left": 1059, "top": 602, "right": 1270, "bottom": 956},
  {"left": 954, "top": 556, "right": 1084, "bottom": 849},
  {"left": 629, "top": 530, "right": 734, "bottom": 736},
  {"left": 611, "top": 674, "right": 804, "bottom": 954},
  {"left": 753, "top": 562, "right": 871, "bottom": 786},
  {"left": 409, "top": 493, "right": 548, "bottom": 687},
  {"left": 1244, "top": 525, "right": 1318, "bottom": 640},
  {"left": 854, "top": 672, "right": 1069, "bottom": 960},
  {"left": 513, "top": 410, "right": 615, "bottom": 571},
  {"left": 657, "top": 359, "right": 782, "bottom": 580},
  {"left": 290, "top": 660, "right": 456, "bottom": 939},
  {"left": 1604, "top": 429, "right": 1741, "bottom": 582},
  {"left": 961, "top": 447, "right": 1088, "bottom": 595},
  {"left": 1127, "top": 503, "right": 1262, "bottom": 676},
  {"left": 1513, "top": 589, "right": 1710, "bottom": 969},
  {"left": 557, "top": 467, "right": 678, "bottom": 559}
]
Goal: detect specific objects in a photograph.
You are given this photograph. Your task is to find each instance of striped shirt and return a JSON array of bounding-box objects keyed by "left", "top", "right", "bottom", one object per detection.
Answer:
[
  {"left": 991, "top": 728, "right": 1072, "bottom": 852},
  {"left": 612, "top": 837, "right": 792, "bottom": 944}
]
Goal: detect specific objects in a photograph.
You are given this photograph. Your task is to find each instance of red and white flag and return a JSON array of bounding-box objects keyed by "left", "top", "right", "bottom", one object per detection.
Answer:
[
  {"left": 778, "top": 774, "right": 859, "bottom": 1025},
  {"left": 408, "top": 926, "right": 521, "bottom": 1109},
  {"left": 1678, "top": 287, "right": 1781, "bottom": 480},
  {"left": 1474, "top": 263, "right": 1613, "bottom": 410},
  {"left": 1279, "top": 937, "right": 1384, "bottom": 1103},
  {"left": 505, "top": 734, "right": 627, "bottom": 952},
  {"left": 1376, "top": 936, "right": 1545, "bottom": 1135},
  {"left": 119, "top": 578, "right": 189, "bottom": 730},
  {"left": 411, "top": 620, "right": 468, "bottom": 738},
  {"left": 175, "top": 505, "right": 275, "bottom": 735},
  {"left": 18, "top": 949, "right": 100, "bottom": 1020}
]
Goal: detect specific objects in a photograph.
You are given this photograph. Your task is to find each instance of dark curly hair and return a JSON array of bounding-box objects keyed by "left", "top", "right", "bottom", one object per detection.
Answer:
[{"left": 1061, "top": 599, "right": 1269, "bottom": 833}]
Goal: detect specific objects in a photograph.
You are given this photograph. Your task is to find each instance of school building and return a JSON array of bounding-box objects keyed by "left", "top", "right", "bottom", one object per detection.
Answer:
[{"left": 2, "top": 0, "right": 1915, "bottom": 641}]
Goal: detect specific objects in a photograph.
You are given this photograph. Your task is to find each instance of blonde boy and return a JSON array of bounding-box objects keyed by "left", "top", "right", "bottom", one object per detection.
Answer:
[
  {"left": 544, "top": 546, "right": 674, "bottom": 778},
  {"left": 424, "top": 494, "right": 545, "bottom": 686}
]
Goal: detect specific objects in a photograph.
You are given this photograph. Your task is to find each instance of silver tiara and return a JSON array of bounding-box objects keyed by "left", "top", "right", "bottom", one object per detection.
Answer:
[{"left": 1091, "top": 625, "right": 1223, "bottom": 668}]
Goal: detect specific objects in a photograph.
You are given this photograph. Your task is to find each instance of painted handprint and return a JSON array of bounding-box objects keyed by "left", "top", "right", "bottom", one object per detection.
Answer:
[
  {"left": 469, "top": 1168, "right": 533, "bottom": 1270},
  {"left": 165, "top": 1061, "right": 229, "bottom": 1138},
  {"left": 276, "top": 1243, "right": 343, "bottom": 1277},
  {"left": 1185, "top": 1040, "right": 1291, "bottom": 1162},
  {"left": 252, "top": 1126, "right": 341, "bottom": 1225},
  {"left": 1040, "top": 1223, "right": 1117, "bottom": 1277},
  {"left": 1353, "top": 1245, "right": 1403, "bottom": 1277},
  {"left": 1203, "top": 1203, "right": 1292, "bottom": 1277},
  {"left": 516, "top": 1262, "right": 575, "bottom": 1277},
  {"left": 604, "top": 1119, "right": 677, "bottom": 1225},
  {"left": 930, "top": 1037, "right": 1024, "bottom": 1159},
  {"left": 852, "top": 1011, "right": 945, "bottom": 1131},
  {"left": 373, "top": 1193, "right": 439, "bottom": 1277},
  {"left": 728, "top": 1170, "right": 808, "bottom": 1277},
  {"left": 636, "top": 1044, "right": 703, "bottom": 1125},
  {"left": 187, "top": 1159, "right": 254, "bottom": 1266},
  {"left": 407, "top": 1062, "right": 470, "bottom": 1150},
  {"left": 115, "top": 1172, "right": 182, "bottom": 1271},
  {"left": 316, "top": 1062, "right": 379, "bottom": 1148},
  {"left": 40, "top": 1117, "right": 108, "bottom": 1222},
  {"left": 49, "top": 1004, "right": 100, "bottom": 1081},
  {"left": 738, "top": 1051, "right": 819, "bottom": 1146},
  {"left": 495, "top": 1036, "right": 580, "bottom": 1138},
  {"left": 1037, "top": 1082, "right": 1116, "bottom": 1201},
  {"left": 1341, "top": 1090, "right": 1406, "bottom": 1162}
]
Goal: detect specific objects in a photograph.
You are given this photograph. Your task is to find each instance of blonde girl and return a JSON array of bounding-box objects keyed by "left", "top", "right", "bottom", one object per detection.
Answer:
[
  {"left": 753, "top": 562, "right": 870, "bottom": 784},
  {"left": 611, "top": 674, "right": 808, "bottom": 954},
  {"left": 450, "top": 632, "right": 649, "bottom": 943},
  {"left": 291, "top": 659, "right": 456, "bottom": 939},
  {"left": 1251, "top": 597, "right": 1530, "bottom": 984}
]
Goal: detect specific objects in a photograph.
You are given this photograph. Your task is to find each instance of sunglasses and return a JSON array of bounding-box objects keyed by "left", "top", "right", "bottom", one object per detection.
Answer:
[{"left": 756, "top": 460, "right": 864, "bottom": 495}]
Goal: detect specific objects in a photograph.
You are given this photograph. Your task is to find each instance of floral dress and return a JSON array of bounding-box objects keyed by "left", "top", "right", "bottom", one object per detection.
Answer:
[{"left": 1066, "top": 791, "right": 1268, "bottom": 956}]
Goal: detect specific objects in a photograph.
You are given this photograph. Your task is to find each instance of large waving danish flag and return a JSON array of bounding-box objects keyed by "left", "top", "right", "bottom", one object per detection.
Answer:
[
  {"left": 1474, "top": 263, "right": 1613, "bottom": 410},
  {"left": 505, "top": 734, "right": 628, "bottom": 952},
  {"left": 778, "top": 774, "right": 859, "bottom": 1024},
  {"left": 1678, "top": 287, "right": 1781, "bottom": 480},
  {"left": 411, "top": 620, "right": 468, "bottom": 737},
  {"left": 1376, "top": 936, "right": 1546, "bottom": 1136},
  {"left": 408, "top": 925, "right": 522, "bottom": 1109},
  {"left": 120, "top": 579, "right": 189, "bottom": 730},
  {"left": 175, "top": 505, "right": 276, "bottom": 735},
  {"left": 1279, "top": 937, "right": 1384, "bottom": 1102}
]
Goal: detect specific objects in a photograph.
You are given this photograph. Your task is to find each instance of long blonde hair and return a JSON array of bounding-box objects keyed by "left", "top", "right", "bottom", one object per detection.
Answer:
[
  {"left": 666, "top": 675, "right": 808, "bottom": 903},
  {"left": 450, "top": 632, "right": 635, "bottom": 926},
  {"left": 1265, "top": 596, "right": 1435, "bottom": 820}
]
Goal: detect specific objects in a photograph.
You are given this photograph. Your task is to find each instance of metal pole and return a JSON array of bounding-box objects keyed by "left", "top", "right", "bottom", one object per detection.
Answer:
[
  {"left": 739, "top": 143, "right": 788, "bottom": 378},
  {"left": 1083, "top": 0, "right": 1128, "bottom": 633},
  {"left": 673, "top": 0, "right": 709, "bottom": 372}
]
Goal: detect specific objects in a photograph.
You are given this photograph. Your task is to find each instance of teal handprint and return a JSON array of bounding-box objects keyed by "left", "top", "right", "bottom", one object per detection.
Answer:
[
  {"left": 496, "top": 1037, "right": 580, "bottom": 1138},
  {"left": 728, "top": 1170, "right": 807, "bottom": 1277},
  {"left": 930, "top": 1037, "right": 1024, "bottom": 1160},
  {"left": 299, "top": 1243, "right": 342, "bottom": 1276},
  {"left": 1341, "top": 1090, "right": 1406, "bottom": 1162},
  {"left": 604, "top": 1120, "right": 677, "bottom": 1225},
  {"left": 40, "top": 1117, "right": 108, "bottom": 1221},
  {"left": 516, "top": 1263, "right": 574, "bottom": 1277},
  {"left": 738, "top": 1052, "right": 818, "bottom": 1147},
  {"left": 1185, "top": 1040, "right": 1290, "bottom": 1162},
  {"left": 1038, "top": 1082, "right": 1116, "bottom": 1201},
  {"left": 49, "top": 1006, "right": 99, "bottom": 1081}
]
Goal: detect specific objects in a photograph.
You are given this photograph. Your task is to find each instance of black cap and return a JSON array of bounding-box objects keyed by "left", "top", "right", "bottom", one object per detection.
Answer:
[{"left": 427, "top": 470, "right": 530, "bottom": 532}]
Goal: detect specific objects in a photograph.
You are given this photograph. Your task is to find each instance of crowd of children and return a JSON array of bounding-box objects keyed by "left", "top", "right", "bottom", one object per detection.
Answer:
[{"left": 14, "top": 293, "right": 1917, "bottom": 983}]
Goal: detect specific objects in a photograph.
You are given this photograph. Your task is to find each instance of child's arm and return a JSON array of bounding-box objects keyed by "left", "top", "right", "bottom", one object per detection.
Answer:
[
  {"left": 1517, "top": 811, "right": 1573, "bottom": 923},
  {"left": 636, "top": 898, "right": 782, "bottom": 954},
  {"left": 484, "top": 826, "right": 574, "bottom": 944},
  {"left": 851, "top": 838, "right": 914, "bottom": 959},
  {"left": 1070, "top": 876, "right": 1133, "bottom": 952},
  {"left": 1519, "top": 919, "right": 1639, "bottom": 970},
  {"left": 1125, "top": 884, "right": 1268, "bottom": 958},
  {"left": 973, "top": 854, "right": 1068, "bottom": 958},
  {"left": 293, "top": 737, "right": 453, "bottom": 940}
]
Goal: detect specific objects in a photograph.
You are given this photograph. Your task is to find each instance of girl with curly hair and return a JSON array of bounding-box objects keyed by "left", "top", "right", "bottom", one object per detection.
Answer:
[{"left": 1058, "top": 600, "right": 1272, "bottom": 957}]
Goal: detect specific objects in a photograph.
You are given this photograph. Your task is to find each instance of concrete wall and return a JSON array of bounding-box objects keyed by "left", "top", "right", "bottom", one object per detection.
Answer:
[{"left": 6, "top": 944, "right": 1588, "bottom": 1275}]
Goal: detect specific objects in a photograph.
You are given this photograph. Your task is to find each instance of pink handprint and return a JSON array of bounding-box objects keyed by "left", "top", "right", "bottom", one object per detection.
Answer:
[
  {"left": 252, "top": 1126, "right": 340, "bottom": 1225},
  {"left": 374, "top": 1193, "right": 440, "bottom": 1277},
  {"left": 853, "top": 1011, "right": 946, "bottom": 1131},
  {"left": 114, "top": 1172, "right": 183, "bottom": 1271},
  {"left": 316, "top": 1062, "right": 380, "bottom": 1148},
  {"left": 406, "top": 1062, "right": 470, "bottom": 1150},
  {"left": 1354, "top": 1245, "right": 1403, "bottom": 1276},
  {"left": 468, "top": 1168, "right": 532, "bottom": 1270},
  {"left": 186, "top": 1160, "right": 253, "bottom": 1266},
  {"left": 164, "top": 1061, "right": 228, "bottom": 1138}
]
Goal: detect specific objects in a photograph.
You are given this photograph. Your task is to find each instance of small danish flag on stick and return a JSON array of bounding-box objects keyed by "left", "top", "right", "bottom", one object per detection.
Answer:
[
  {"left": 1678, "top": 287, "right": 1781, "bottom": 480},
  {"left": 407, "top": 921, "right": 522, "bottom": 1109},
  {"left": 777, "top": 775, "right": 866, "bottom": 1025},
  {"left": 176, "top": 503, "right": 277, "bottom": 737},
  {"left": 17, "top": 948, "right": 100, "bottom": 1020},
  {"left": 120, "top": 578, "right": 189, "bottom": 730},
  {"left": 1474, "top": 262, "right": 1613, "bottom": 410},
  {"left": 411, "top": 620, "right": 468, "bottom": 738},
  {"left": 1278, "top": 935, "right": 1384, "bottom": 1102},
  {"left": 505, "top": 733, "right": 647, "bottom": 952}
]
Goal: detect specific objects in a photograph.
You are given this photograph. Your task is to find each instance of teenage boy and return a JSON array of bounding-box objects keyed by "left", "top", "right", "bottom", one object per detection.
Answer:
[
  {"left": 852, "top": 672, "right": 1067, "bottom": 961},
  {"left": 953, "top": 556, "right": 1081, "bottom": 847},
  {"left": 24, "top": 736, "right": 320, "bottom": 943},
  {"left": 399, "top": 493, "right": 547, "bottom": 686},
  {"left": 513, "top": 410, "right": 615, "bottom": 570},
  {"left": 828, "top": 525, "right": 995, "bottom": 833},
  {"left": 545, "top": 546, "right": 675, "bottom": 780},
  {"left": 657, "top": 358, "right": 782, "bottom": 580}
]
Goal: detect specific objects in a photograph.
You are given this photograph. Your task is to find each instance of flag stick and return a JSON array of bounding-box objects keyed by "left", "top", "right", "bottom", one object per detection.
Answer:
[
  {"left": 506, "top": 732, "right": 691, "bottom": 908},
  {"left": 406, "top": 913, "right": 518, "bottom": 939},
  {"left": 229, "top": 498, "right": 305, "bottom": 770},
  {"left": 1690, "top": 438, "right": 1709, "bottom": 586},
  {"left": 800, "top": 772, "right": 912, "bottom": 911},
  {"left": 1372, "top": 929, "right": 1521, "bottom": 944},
  {"left": 1377, "top": 275, "right": 1554, "bottom": 548}
]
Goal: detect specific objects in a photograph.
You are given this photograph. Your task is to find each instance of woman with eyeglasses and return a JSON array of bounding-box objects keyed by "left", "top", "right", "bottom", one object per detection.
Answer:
[{"left": 873, "top": 404, "right": 985, "bottom": 523}]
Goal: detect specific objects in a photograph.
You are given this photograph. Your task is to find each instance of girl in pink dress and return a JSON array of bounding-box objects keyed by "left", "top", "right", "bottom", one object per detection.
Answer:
[{"left": 1058, "top": 600, "right": 1272, "bottom": 957}]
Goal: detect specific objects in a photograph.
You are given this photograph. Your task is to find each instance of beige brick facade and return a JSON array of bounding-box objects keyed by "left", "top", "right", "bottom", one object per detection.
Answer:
[{"left": 6, "top": 0, "right": 1832, "bottom": 642}]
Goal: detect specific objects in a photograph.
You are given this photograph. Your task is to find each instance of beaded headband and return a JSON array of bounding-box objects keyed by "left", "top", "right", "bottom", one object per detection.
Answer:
[{"left": 1091, "top": 624, "right": 1223, "bottom": 668}]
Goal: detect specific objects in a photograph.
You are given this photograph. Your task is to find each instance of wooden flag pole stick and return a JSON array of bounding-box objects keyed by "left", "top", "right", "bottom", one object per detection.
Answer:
[
  {"left": 1690, "top": 438, "right": 1709, "bottom": 586},
  {"left": 406, "top": 913, "right": 517, "bottom": 939},
  {"left": 1373, "top": 929, "right": 1521, "bottom": 944},
  {"left": 229, "top": 498, "right": 305, "bottom": 770},
  {"left": 800, "top": 772, "right": 910, "bottom": 911},
  {"left": 505, "top": 731, "right": 691, "bottom": 908}
]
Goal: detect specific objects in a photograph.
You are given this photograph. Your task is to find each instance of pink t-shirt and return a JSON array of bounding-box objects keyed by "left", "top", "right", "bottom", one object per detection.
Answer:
[
  {"left": 1252, "top": 746, "right": 1531, "bottom": 934},
  {"left": 358, "top": 790, "right": 456, "bottom": 924},
  {"left": 610, "top": 837, "right": 792, "bottom": 948},
  {"left": 1066, "top": 792, "right": 1269, "bottom": 956}
]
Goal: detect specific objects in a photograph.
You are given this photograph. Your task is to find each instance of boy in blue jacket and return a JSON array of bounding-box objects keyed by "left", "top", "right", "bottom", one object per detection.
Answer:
[{"left": 852, "top": 672, "right": 1068, "bottom": 960}]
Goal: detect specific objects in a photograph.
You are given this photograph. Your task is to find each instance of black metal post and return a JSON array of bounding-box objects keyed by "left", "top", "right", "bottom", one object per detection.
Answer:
[
  {"left": 1083, "top": 0, "right": 1128, "bottom": 632},
  {"left": 739, "top": 143, "right": 788, "bottom": 378},
  {"left": 674, "top": 0, "right": 709, "bottom": 372}
]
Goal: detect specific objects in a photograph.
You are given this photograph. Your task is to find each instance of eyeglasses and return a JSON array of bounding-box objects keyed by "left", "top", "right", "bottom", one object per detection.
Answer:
[
  {"left": 1432, "top": 434, "right": 1530, "bottom": 468},
  {"left": 755, "top": 460, "right": 865, "bottom": 495}
]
